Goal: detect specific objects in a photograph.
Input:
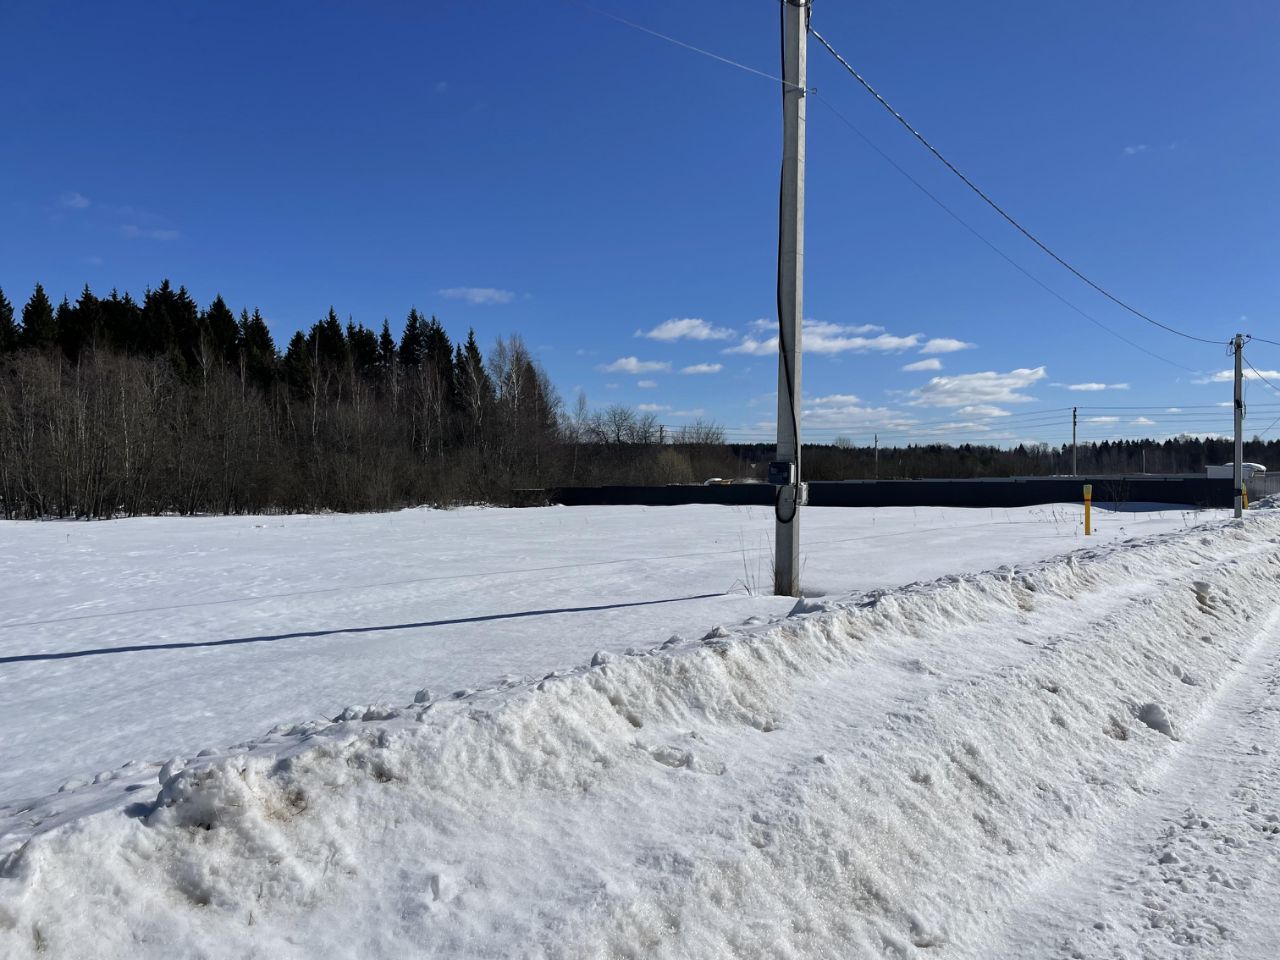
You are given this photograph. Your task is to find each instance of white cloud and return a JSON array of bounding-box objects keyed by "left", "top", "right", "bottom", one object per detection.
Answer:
[
  {"left": 636, "top": 403, "right": 669, "bottom": 413},
  {"left": 637, "top": 318, "right": 733, "bottom": 342},
  {"left": 1167, "top": 407, "right": 1182, "bottom": 413},
  {"left": 810, "top": 393, "right": 861, "bottom": 405},
  {"left": 902, "top": 358, "right": 942, "bottom": 372},
  {"left": 956, "top": 405, "right": 1010, "bottom": 418},
  {"left": 1132, "top": 416, "right": 1156, "bottom": 425},
  {"left": 1086, "top": 416, "right": 1120, "bottom": 423},
  {"left": 1059, "top": 381, "right": 1130, "bottom": 392},
  {"left": 1123, "top": 144, "right": 1150, "bottom": 156},
  {"left": 599, "top": 356, "right": 671, "bottom": 374},
  {"left": 680, "top": 363, "right": 722, "bottom": 375},
  {"left": 60, "top": 191, "right": 91, "bottom": 209},
  {"left": 804, "top": 394, "right": 918, "bottom": 431},
  {"left": 636, "top": 380, "right": 657, "bottom": 388},
  {"left": 726, "top": 321, "right": 919, "bottom": 356},
  {"left": 671, "top": 408, "right": 705, "bottom": 417},
  {"left": 910, "top": 366, "right": 1047, "bottom": 408},
  {"left": 120, "top": 224, "right": 179, "bottom": 241},
  {"left": 919, "top": 337, "right": 975, "bottom": 355},
  {"left": 438, "top": 287, "right": 515, "bottom": 306},
  {"left": 1196, "top": 368, "right": 1280, "bottom": 384},
  {"left": 724, "top": 335, "right": 778, "bottom": 357}
]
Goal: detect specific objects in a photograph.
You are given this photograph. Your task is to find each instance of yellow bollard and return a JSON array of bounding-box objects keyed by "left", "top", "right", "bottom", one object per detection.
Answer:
[
  {"left": 1083, "top": 484, "right": 1092, "bottom": 536},
  {"left": 1243, "top": 486, "right": 1249, "bottom": 511}
]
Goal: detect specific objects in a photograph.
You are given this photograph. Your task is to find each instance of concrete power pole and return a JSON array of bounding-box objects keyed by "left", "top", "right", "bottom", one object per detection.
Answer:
[
  {"left": 1072, "top": 406, "right": 1078, "bottom": 476},
  {"left": 1234, "top": 333, "right": 1244, "bottom": 519},
  {"left": 774, "top": 0, "right": 807, "bottom": 596}
]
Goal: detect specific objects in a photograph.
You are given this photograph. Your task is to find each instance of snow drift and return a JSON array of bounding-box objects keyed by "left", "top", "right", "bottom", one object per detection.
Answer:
[{"left": 3, "top": 513, "right": 1280, "bottom": 958}]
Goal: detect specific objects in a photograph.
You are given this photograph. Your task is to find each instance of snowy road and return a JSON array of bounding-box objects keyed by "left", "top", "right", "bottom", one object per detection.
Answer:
[
  {"left": 0, "top": 503, "right": 1212, "bottom": 804},
  {"left": 990, "top": 612, "right": 1280, "bottom": 958}
]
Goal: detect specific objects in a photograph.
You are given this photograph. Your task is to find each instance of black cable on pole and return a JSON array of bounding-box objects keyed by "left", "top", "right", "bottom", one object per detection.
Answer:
[
  {"left": 774, "top": 0, "right": 808, "bottom": 525},
  {"left": 807, "top": 24, "right": 1227, "bottom": 348}
]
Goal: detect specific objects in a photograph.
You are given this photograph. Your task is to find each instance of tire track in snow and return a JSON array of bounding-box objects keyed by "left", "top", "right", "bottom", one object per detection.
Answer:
[{"left": 988, "top": 607, "right": 1280, "bottom": 958}]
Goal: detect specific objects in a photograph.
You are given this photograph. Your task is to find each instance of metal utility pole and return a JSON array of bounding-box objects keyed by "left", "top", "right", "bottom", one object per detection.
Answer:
[
  {"left": 1071, "top": 407, "right": 1078, "bottom": 476},
  {"left": 1234, "top": 333, "right": 1244, "bottom": 519},
  {"left": 773, "top": 0, "right": 807, "bottom": 596}
]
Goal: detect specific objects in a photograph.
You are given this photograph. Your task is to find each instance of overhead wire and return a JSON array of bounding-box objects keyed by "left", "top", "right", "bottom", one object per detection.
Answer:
[
  {"left": 808, "top": 93, "right": 1199, "bottom": 374},
  {"left": 806, "top": 23, "right": 1228, "bottom": 347},
  {"left": 571, "top": 0, "right": 797, "bottom": 89},
  {"left": 570, "top": 3, "right": 1239, "bottom": 445}
]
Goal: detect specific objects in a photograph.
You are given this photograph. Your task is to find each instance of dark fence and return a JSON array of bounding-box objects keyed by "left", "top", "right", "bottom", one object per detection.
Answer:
[{"left": 522, "top": 474, "right": 1272, "bottom": 510}]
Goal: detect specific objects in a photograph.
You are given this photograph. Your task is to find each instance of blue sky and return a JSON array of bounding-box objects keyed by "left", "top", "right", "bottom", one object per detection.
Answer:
[{"left": 2, "top": 1, "right": 1278, "bottom": 446}]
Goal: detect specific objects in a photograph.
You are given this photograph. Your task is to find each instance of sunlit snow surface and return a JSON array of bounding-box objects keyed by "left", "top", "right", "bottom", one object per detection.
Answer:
[
  {"left": 3, "top": 502, "right": 1279, "bottom": 959},
  {"left": 0, "top": 503, "right": 1207, "bottom": 801}
]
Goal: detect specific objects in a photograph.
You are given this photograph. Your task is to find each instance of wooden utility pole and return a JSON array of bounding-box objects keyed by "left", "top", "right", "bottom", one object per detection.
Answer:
[
  {"left": 1072, "top": 406, "right": 1078, "bottom": 476},
  {"left": 1234, "top": 333, "right": 1244, "bottom": 518},
  {"left": 774, "top": 0, "right": 807, "bottom": 596}
]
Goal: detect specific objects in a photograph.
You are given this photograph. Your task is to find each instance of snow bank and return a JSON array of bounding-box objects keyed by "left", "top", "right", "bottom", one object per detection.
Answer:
[{"left": 2, "top": 514, "right": 1279, "bottom": 958}]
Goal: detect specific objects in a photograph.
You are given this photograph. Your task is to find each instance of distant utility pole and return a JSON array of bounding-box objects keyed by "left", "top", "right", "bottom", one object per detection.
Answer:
[
  {"left": 774, "top": 0, "right": 807, "bottom": 597},
  {"left": 1072, "top": 407, "right": 1078, "bottom": 476},
  {"left": 1234, "top": 333, "right": 1244, "bottom": 519},
  {"left": 873, "top": 433, "right": 879, "bottom": 479}
]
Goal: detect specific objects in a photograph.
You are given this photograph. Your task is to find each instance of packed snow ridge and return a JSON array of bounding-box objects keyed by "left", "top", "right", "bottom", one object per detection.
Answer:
[{"left": 4, "top": 511, "right": 1280, "bottom": 958}]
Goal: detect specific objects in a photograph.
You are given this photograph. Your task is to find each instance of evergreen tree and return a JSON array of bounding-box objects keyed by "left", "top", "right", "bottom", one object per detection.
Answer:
[
  {"left": 377, "top": 319, "right": 397, "bottom": 381},
  {"left": 282, "top": 330, "right": 311, "bottom": 393},
  {"left": 455, "top": 328, "right": 495, "bottom": 444},
  {"left": 398, "top": 309, "right": 425, "bottom": 367},
  {"left": 100, "top": 289, "right": 141, "bottom": 352},
  {"left": 201, "top": 295, "right": 240, "bottom": 369},
  {"left": 346, "top": 321, "right": 379, "bottom": 378},
  {"left": 54, "top": 298, "right": 75, "bottom": 357},
  {"left": 311, "top": 308, "right": 347, "bottom": 368},
  {"left": 0, "top": 287, "right": 16, "bottom": 353},
  {"left": 60, "top": 284, "right": 103, "bottom": 360},
  {"left": 138, "top": 280, "right": 179, "bottom": 356},
  {"left": 20, "top": 283, "right": 57, "bottom": 349},
  {"left": 239, "top": 308, "right": 277, "bottom": 389}
]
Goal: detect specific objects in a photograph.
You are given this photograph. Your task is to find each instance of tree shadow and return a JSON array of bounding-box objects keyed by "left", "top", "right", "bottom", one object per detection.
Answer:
[{"left": 0, "top": 592, "right": 724, "bottom": 665}]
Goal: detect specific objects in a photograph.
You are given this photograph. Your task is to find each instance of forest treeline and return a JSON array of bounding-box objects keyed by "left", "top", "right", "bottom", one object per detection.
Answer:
[
  {"left": 0, "top": 280, "right": 1274, "bottom": 519},
  {"left": 0, "top": 280, "right": 739, "bottom": 519}
]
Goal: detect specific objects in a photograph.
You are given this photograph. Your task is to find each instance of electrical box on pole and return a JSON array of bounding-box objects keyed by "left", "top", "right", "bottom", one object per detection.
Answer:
[{"left": 774, "top": 0, "right": 807, "bottom": 597}]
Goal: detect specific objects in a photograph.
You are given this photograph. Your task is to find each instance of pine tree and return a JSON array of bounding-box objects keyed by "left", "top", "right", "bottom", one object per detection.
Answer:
[
  {"left": 455, "top": 328, "right": 495, "bottom": 446},
  {"left": 138, "top": 280, "right": 178, "bottom": 356},
  {"left": 398, "top": 309, "right": 426, "bottom": 367},
  {"left": 239, "top": 308, "right": 278, "bottom": 389},
  {"left": 377, "top": 319, "right": 397, "bottom": 381},
  {"left": 100, "top": 289, "right": 141, "bottom": 352},
  {"left": 0, "top": 287, "right": 16, "bottom": 353},
  {"left": 346, "top": 321, "right": 379, "bottom": 378},
  {"left": 59, "top": 284, "right": 103, "bottom": 360},
  {"left": 20, "top": 283, "right": 57, "bottom": 349},
  {"left": 202, "top": 295, "right": 240, "bottom": 368}
]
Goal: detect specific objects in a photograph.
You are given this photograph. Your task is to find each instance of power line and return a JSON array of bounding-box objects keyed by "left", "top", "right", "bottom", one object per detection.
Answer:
[
  {"left": 809, "top": 94, "right": 1199, "bottom": 374},
  {"left": 1243, "top": 355, "right": 1280, "bottom": 400},
  {"left": 806, "top": 24, "right": 1227, "bottom": 348},
  {"left": 572, "top": 0, "right": 797, "bottom": 89}
]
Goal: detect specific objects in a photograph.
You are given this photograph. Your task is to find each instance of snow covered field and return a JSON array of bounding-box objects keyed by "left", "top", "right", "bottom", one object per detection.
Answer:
[{"left": 3, "top": 502, "right": 1279, "bottom": 958}]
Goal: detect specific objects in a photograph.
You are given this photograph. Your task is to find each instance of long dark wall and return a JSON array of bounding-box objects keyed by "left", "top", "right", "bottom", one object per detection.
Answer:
[{"left": 544, "top": 475, "right": 1257, "bottom": 510}]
